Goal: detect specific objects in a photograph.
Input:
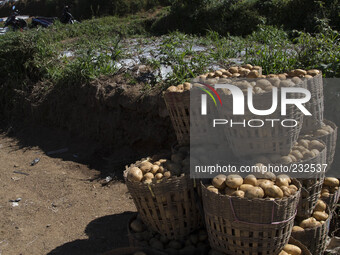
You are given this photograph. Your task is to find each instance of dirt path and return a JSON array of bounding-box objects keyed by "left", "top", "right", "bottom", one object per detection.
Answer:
[{"left": 0, "top": 132, "right": 136, "bottom": 255}]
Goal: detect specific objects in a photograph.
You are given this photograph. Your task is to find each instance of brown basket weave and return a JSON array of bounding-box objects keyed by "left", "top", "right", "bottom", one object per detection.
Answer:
[
  {"left": 222, "top": 89, "right": 305, "bottom": 157},
  {"left": 297, "top": 174, "right": 325, "bottom": 218},
  {"left": 102, "top": 247, "right": 166, "bottom": 255},
  {"left": 288, "top": 237, "right": 312, "bottom": 255},
  {"left": 201, "top": 179, "right": 301, "bottom": 255},
  {"left": 292, "top": 207, "right": 331, "bottom": 255},
  {"left": 125, "top": 169, "right": 202, "bottom": 240},
  {"left": 301, "top": 74, "right": 324, "bottom": 133},
  {"left": 321, "top": 187, "right": 340, "bottom": 212}
]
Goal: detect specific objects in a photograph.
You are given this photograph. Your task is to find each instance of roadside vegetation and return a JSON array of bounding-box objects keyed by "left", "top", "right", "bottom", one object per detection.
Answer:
[{"left": 0, "top": 0, "right": 339, "bottom": 119}]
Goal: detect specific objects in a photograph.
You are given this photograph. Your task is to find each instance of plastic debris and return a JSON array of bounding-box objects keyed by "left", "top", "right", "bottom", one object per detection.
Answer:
[
  {"left": 30, "top": 158, "right": 40, "bottom": 166},
  {"left": 13, "top": 170, "right": 29, "bottom": 176}
]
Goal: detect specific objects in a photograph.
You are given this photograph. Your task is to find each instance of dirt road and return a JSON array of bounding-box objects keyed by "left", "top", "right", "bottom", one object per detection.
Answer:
[{"left": 0, "top": 129, "right": 136, "bottom": 255}]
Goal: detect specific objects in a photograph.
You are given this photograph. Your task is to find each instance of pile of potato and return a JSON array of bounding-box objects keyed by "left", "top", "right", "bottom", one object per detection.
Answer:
[
  {"left": 127, "top": 148, "right": 189, "bottom": 184},
  {"left": 321, "top": 177, "right": 339, "bottom": 198},
  {"left": 292, "top": 200, "right": 329, "bottom": 231},
  {"left": 165, "top": 67, "right": 321, "bottom": 94},
  {"left": 303, "top": 123, "right": 334, "bottom": 138},
  {"left": 206, "top": 173, "right": 299, "bottom": 199},
  {"left": 278, "top": 243, "right": 303, "bottom": 255},
  {"left": 130, "top": 216, "right": 209, "bottom": 254},
  {"left": 251, "top": 139, "right": 325, "bottom": 165}
]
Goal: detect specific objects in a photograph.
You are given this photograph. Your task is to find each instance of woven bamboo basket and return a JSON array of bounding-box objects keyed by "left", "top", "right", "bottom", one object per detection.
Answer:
[
  {"left": 221, "top": 88, "right": 305, "bottom": 157},
  {"left": 321, "top": 187, "right": 340, "bottom": 212},
  {"left": 125, "top": 168, "right": 202, "bottom": 240},
  {"left": 287, "top": 237, "right": 312, "bottom": 255},
  {"left": 297, "top": 174, "right": 325, "bottom": 218},
  {"left": 301, "top": 74, "right": 324, "bottom": 133},
  {"left": 292, "top": 207, "right": 331, "bottom": 255},
  {"left": 302, "top": 120, "right": 338, "bottom": 169},
  {"left": 102, "top": 247, "right": 166, "bottom": 255},
  {"left": 201, "top": 179, "right": 301, "bottom": 255}
]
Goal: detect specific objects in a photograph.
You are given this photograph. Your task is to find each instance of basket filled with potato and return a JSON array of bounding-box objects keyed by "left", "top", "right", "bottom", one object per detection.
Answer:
[
  {"left": 102, "top": 247, "right": 166, "bottom": 255},
  {"left": 201, "top": 172, "right": 301, "bottom": 255},
  {"left": 288, "top": 69, "right": 324, "bottom": 133},
  {"left": 321, "top": 177, "right": 340, "bottom": 212},
  {"left": 302, "top": 120, "right": 337, "bottom": 169},
  {"left": 216, "top": 76, "right": 307, "bottom": 157},
  {"left": 124, "top": 148, "right": 203, "bottom": 240},
  {"left": 291, "top": 200, "right": 331, "bottom": 255},
  {"left": 128, "top": 213, "right": 210, "bottom": 255},
  {"left": 278, "top": 237, "right": 311, "bottom": 255},
  {"left": 163, "top": 64, "right": 261, "bottom": 146}
]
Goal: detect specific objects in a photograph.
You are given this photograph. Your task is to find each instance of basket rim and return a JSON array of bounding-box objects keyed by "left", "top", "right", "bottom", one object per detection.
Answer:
[{"left": 302, "top": 119, "right": 337, "bottom": 138}]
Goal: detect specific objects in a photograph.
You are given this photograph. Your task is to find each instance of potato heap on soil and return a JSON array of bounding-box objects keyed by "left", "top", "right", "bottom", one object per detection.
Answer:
[
  {"left": 278, "top": 243, "right": 303, "bottom": 255},
  {"left": 127, "top": 147, "right": 189, "bottom": 184},
  {"left": 303, "top": 123, "right": 334, "bottom": 137},
  {"left": 292, "top": 200, "right": 329, "bottom": 231},
  {"left": 130, "top": 216, "right": 209, "bottom": 254},
  {"left": 207, "top": 172, "right": 299, "bottom": 199},
  {"left": 165, "top": 67, "right": 321, "bottom": 94},
  {"left": 321, "top": 177, "right": 339, "bottom": 198},
  {"left": 251, "top": 139, "right": 325, "bottom": 165}
]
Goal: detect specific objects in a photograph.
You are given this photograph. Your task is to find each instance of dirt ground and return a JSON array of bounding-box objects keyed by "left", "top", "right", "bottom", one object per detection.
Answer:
[{"left": 0, "top": 126, "right": 137, "bottom": 255}]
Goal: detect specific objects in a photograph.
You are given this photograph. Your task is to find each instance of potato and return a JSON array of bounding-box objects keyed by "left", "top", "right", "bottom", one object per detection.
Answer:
[
  {"left": 231, "top": 190, "right": 245, "bottom": 198},
  {"left": 276, "top": 175, "right": 291, "bottom": 187},
  {"left": 244, "top": 175, "right": 257, "bottom": 186},
  {"left": 283, "top": 244, "right": 302, "bottom": 255},
  {"left": 239, "top": 184, "right": 255, "bottom": 192},
  {"left": 278, "top": 250, "right": 289, "bottom": 255},
  {"left": 280, "top": 186, "right": 291, "bottom": 197},
  {"left": 215, "top": 70, "right": 223, "bottom": 77},
  {"left": 322, "top": 125, "right": 334, "bottom": 133},
  {"left": 265, "top": 185, "right": 284, "bottom": 198},
  {"left": 291, "top": 76, "right": 303, "bottom": 84},
  {"left": 150, "top": 165, "right": 160, "bottom": 174},
  {"left": 247, "top": 70, "right": 260, "bottom": 78},
  {"left": 167, "top": 86, "right": 178, "bottom": 92},
  {"left": 307, "top": 69, "right": 320, "bottom": 76},
  {"left": 155, "top": 173, "right": 163, "bottom": 180},
  {"left": 315, "top": 129, "right": 329, "bottom": 136},
  {"left": 143, "top": 179, "right": 152, "bottom": 184},
  {"left": 298, "top": 139, "right": 310, "bottom": 148},
  {"left": 232, "top": 73, "right": 241, "bottom": 77},
  {"left": 130, "top": 219, "right": 145, "bottom": 233},
  {"left": 308, "top": 140, "right": 325, "bottom": 151},
  {"left": 243, "top": 64, "right": 253, "bottom": 70},
  {"left": 324, "top": 177, "right": 339, "bottom": 187},
  {"left": 300, "top": 217, "right": 321, "bottom": 229},
  {"left": 291, "top": 150, "right": 303, "bottom": 160},
  {"left": 295, "top": 69, "right": 307, "bottom": 76},
  {"left": 292, "top": 226, "right": 305, "bottom": 232},
  {"left": 321, "top": 192, "right": 330, "bottom": 198},
  {"left": 212, "top": 174, "right": 227, "bottom": 189},
  {"left": 258, "top": 179, "right": 274, "bottom": 190},
  {"left": 289, "top": 185, "right": 298, "bottom": 195},
  {"left": 183, "top": 82, "right": 191, "bottom": 91},
  {"left": 311, "top": 149, "right": 320, "bottom": 156},
  {"left": 302, "top": 150, "right": 315, "bottom": 160},
  {"left": 314, "top": 200, "right": 327, "bottom": 211},
  {"left": 226, "top": 174, "right": 243, "bottom": 189},
  {"left": 163, "top": 171, "right": 171, "bottom": 178},
  {"left": 313, "top": 211, "right": 328, "bottom": 221},
  {"left": 127, "top": 167, "right": 144, "bottom": 182},
  {"left": 207, "top": 185, "right": 219, "bottom": 194},
  {"left": 256, "top": 79, "right": 272, "bottom": 90},
  {"left": 139, "top": 161, "right": 153, "bottom": 173},
  {"left": 288, "top": 154, "right": 297, "bottom": 162},
  {"left": 143, "top": 172, "right": 154, "bottom": 180},
  {"left": 278, "top": 74, "right": 287, "bottom": 80},
  {"left": 229, "top": 66, "right": 239, "bottom": 73},
  {"left": 280, "top": 80, "right": 295, "bottom": 87},
  {"left": 330, "top": 186, "right": 339, "bottom": 193},
  {"left": 177, "top": 84, "right": 184, "bottom": 91},
  {"left": 245, "top": 187, "right": 264, "bottom": 199}
]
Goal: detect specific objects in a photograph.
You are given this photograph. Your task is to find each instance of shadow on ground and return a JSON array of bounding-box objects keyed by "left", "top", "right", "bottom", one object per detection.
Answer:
[{"left": 47, "top": 211, "right": 135, "bottom": 255}]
